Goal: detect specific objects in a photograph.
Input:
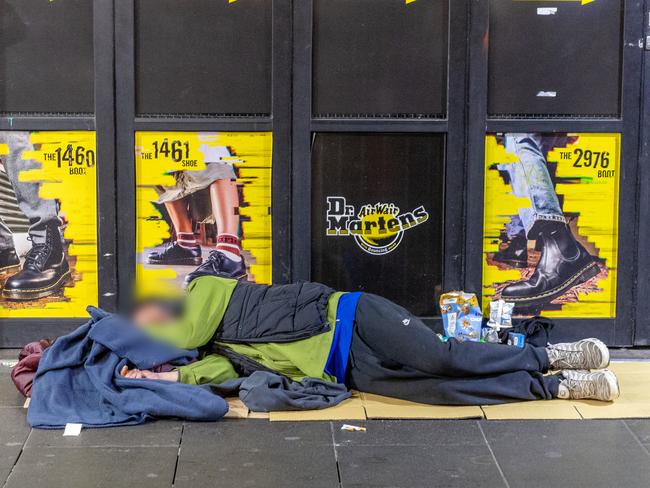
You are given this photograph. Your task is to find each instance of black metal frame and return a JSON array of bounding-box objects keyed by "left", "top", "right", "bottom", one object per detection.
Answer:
[
  {"left": 114, "top": 0, "right": 293, "bottom": 311},
  {"left": 633, "top": 0, "right": 650, "bottom": 345},
  {"left": 291, "top": 0, "right": 469, "bottom": 317},
  {"left": 0, "top": 0, "right": 117, "bottom": 347},
  {"left": 465, "top": 0, "right": 645, "bottom": 346}
]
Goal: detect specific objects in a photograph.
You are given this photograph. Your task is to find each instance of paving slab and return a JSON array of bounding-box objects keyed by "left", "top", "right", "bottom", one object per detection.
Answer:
[
  {"left": 624, "top": 419, "right": 650, "bottom": 446},
  {"left": 482, "top": 420, "right": 650, "bottom": 488},
  {"left": 334, "top": 421, "right": 505, "bottom": 488},
  {"left": 26, "top": 420, "right": 183, "bottom": 448},
  {"left": 0, "top": 349, "right": 20, "bottom": 361},
  {"left": 0, "top": 407, "right": 30, "bottom": 483},
  {"left": 3, "top": 446, "right": 179, "bottom": 488},
  {"left": 336, "top": 443, "right": 506, "bottom": 488},
  {"left": 182, "top": 419, "right": 336, "bottom": 447},
  {"left": 0, "top": 370, "right": 25, "bottom": 407},
  {"left": 174, "top": 420, "right": 339, "bottom": 488},
  {"left": 332, "top": 419, "right": 485, "bottom": 447}
]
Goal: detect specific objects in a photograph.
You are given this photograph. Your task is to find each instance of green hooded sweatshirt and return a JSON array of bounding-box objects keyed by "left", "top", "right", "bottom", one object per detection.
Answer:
[{"left": 146, "top": 276, "right": 342, "bottom": 385}]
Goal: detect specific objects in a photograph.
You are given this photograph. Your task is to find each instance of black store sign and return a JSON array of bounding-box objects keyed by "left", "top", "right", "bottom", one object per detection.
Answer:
[{"left": 311, "top": 133, "right": 444, "bottom": 316}]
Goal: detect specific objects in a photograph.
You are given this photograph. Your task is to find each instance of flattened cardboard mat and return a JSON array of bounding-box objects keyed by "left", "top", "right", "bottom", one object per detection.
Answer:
[{"left": 222, "top": 362, "right": 650, "bottom": 421}]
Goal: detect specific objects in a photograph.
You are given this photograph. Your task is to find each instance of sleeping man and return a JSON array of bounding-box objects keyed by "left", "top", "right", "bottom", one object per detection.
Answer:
[{"left": 122, "top": 263, "right": 619, "bottom": 406}]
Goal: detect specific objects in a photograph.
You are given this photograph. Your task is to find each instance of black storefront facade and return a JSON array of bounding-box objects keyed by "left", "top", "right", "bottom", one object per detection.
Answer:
[{"left": 0, "top": 0, "right": 648, "bottom": 347}]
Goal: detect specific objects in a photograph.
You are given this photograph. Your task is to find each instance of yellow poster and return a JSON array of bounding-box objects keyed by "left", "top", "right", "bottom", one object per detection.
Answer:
[
  {"left": 482, "top": 133, "right": 620, "bottom": 318},
  {"left": 135, "top": 132, "right": 272, "bottom": 297},
  {"left": 0, "top": 131, "right": 98, "bottom": 318}
]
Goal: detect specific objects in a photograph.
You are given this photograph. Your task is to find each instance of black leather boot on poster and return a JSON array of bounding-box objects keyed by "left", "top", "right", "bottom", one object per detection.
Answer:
[
  {"left": 493, "top": 231, "right": 529, "bottom": 269},
  {"left": 2, "top": 224, "right": 71, "bottom": 300},
  {"left": 500, "top": 222, "right": 600, "bottom": 310}
]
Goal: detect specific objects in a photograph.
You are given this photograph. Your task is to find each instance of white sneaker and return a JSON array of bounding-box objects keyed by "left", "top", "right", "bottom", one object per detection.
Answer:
[
  {"left": 557, "top": 370, "right": 620, "bottom": 402},
  {"left": 546, "top": 338, "right": 610, "bottom": 370}
]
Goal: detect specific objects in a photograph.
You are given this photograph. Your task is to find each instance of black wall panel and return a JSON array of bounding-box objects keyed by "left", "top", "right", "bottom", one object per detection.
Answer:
[
  {"left": 135, "top": 0, "right": 272, "bottom": 116},
  {"left": 488, "top": 0, "right": 623, "bottom": 117},
  {"left": 311, "top": 133, "right": 445, "bottom": 316},
  {"left": 0, "top": 0, "right": 94, "bottom": 114},
  {"left": 312, "top": 0, "right": 448, "bottom": 117}
]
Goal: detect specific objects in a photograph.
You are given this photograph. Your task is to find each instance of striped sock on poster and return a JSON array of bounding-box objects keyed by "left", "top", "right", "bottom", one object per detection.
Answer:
[
  {"left": 177, "top": 232, "right": 198, "bottom": 250},
  {"left": 217, "top": 233, "right": 242, "bottom": 262}
]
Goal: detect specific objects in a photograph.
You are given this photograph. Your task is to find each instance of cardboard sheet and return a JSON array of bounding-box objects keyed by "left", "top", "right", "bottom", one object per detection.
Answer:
[
  {"left": 269, "top": 396, "right": 366, "bottom": 422},
  {"left": 247, "top": 411, "right": 271, "bottom": 420},
  {"left": 482, "top": 400, "right": 581, "bottom": 420},
  {"left": 224, "top": 398, "right": 249, "bottom": 419},
  {"left": 361, "top": 393, "right": 483, "bottom": 420},
  {"left": 237, "top": 362, "right": 650, "bottom": 421},
  {"left": 573, "top": 362, "right": 650, "bottom": 419}
]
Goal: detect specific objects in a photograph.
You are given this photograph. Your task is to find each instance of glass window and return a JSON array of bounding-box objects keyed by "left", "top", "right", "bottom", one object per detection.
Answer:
[
  {"left": 135, "top": 0, "right": 272, "bottom": 116},
  {"left": 312, "top": 0, "right": 448, "bottom": 118},
  {"left": 0, "top": 0, "right": 94, "bottom": 114},
  {"left": 488, "top": 0, "right": 622, "bottom": 117}
]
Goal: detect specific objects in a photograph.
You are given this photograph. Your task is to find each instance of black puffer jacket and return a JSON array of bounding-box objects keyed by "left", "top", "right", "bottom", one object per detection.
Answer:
[{"left": 214, "top": 280, "right": 335, "bottom": 344}]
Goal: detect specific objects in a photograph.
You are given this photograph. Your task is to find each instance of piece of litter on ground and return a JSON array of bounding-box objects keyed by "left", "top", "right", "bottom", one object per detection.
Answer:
[
  {"left": 341, "top": 424, "right": 366, "bottom": 432},
  {"left": 63, "top": 423, "right": 83, "bottom": 436},
  {"left": 23, "top": 398, "right": 30, "bottom": 409}
]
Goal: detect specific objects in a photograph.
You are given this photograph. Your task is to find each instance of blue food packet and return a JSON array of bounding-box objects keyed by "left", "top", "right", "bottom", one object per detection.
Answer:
[
  {"left": 507, "top": 332, "right": 526, "bottom": 348},
  {"left": 439, "top": 291, "right": 483, "bottom": 342}
]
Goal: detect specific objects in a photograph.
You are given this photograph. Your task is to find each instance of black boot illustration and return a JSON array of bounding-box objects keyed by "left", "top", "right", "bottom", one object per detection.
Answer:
[
  {"left": 501, "top": 222, "right": 599, "bottom": 309},
  {"left": 147, "top": 241, "right": 202, "bottom": 266},
  {"left": 0, "top": 248, "right": 20, "bottom": 274},
  {"left": 183, "top": 250, "right": 247, "bottom": 288},
  {"left": 3, "top": 224, "right": 71, "bottom": 300},
  {"left": 493, "top": 231, "right": 528, "bottom": 269}
]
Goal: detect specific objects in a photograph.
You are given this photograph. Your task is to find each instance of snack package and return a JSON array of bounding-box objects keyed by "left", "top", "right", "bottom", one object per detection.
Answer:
[
  {"left": 507, "top": 332, "right": 526, "bottom": 348},
  {"left": 488, "top": 300, "right": 514, "bottom": 328},
  {"left": 439, "top": 291, "right": 483, "bottom": 342}
]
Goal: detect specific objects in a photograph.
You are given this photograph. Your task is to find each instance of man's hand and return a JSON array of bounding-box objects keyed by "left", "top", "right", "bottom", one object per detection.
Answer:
[{"left": 120, "top": 366, "right": 179, "bottom": 382}]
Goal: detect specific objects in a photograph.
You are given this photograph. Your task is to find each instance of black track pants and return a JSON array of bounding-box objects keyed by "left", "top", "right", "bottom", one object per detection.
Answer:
[{"left": 347, "top": 293, "right": 560, "bottom": 405}]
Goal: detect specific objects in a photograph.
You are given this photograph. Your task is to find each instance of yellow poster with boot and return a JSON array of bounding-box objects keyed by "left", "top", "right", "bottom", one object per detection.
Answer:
[
  {"left": 0, "top": 131, "right": 98, "bottom": 318},
  {"left": 482, "top": 133, "right": 620, "bottom": 318},
  {"left": 135, "top": 132, "right": 272, "bottom": 297}
]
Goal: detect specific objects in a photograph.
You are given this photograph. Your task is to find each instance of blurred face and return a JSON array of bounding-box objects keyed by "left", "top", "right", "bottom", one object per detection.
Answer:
[{"left": 132, "top": 302, "right": 176, "bottom": 329}]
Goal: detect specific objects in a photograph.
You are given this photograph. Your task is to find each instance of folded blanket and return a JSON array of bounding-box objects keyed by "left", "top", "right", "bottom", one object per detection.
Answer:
[{"left": 28, "top": 307, "right": 228, "bottom": 429}]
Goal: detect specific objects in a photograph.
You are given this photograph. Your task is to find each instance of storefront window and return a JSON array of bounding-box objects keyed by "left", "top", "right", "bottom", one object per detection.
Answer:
[
  {"left": 135, "top": 0, "right": 272, "bottom": 116},
  {"left": 312, "top": 0, "right": 448, "bottom": 118},
  {"left": 488, "top": 0, "right": 622, "bottom": 117},
  {"left": 0, "top": 0, "right": 94, "bottom": 113}
]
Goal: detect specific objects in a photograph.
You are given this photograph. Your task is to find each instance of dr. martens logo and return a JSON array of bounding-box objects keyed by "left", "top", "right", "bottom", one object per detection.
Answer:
[{"left": 326, "top": 196, "right": 429, "bottom": 256}]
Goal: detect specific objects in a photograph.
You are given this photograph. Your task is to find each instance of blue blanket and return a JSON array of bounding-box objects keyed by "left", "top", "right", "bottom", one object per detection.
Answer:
[{"left": 28, "top": 307, "right": 229, "bottom": 429}]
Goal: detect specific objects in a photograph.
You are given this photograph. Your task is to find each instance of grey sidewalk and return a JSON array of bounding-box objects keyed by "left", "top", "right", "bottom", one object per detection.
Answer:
[{"left": 3, "top": 365, "right": 650, "bottom": 488}]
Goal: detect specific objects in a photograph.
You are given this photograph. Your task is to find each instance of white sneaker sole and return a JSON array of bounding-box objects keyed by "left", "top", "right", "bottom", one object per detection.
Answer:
[
  {"left": 587, "top": 338, "right": 611, "bottom": 369},
  {"left": 602, "top": 369, "right": 620, "bottom": 401}
]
